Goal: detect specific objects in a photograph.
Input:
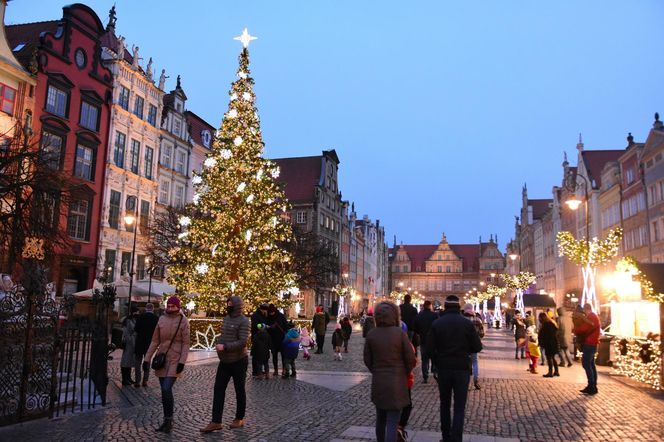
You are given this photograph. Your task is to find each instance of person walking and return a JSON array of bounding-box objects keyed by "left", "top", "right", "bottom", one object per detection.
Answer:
[
  {"left": 332, "top": 323, "right": 344, "bottom": 361},
  {"left": 134, "top": 303, "right": 159, "bottom": 387},
  {"left": 121, "top": 305, "right": 139, "bottom": 386},
  {"left": 556, "top": 307, "right": 573, "bottom": 367},
  {"left": 341, "top": 316, "right": 352, "bottom": 353},
  {"left": 538, "top": 312, "right": 560, "bottom": 378},
  {"left": 250, "top": 303, "right": 269, "bottom": 376},
  {"left": 513, "top": 311, "right": 527, "bottom": 359},
  {"left": 200, "top": 296, "right": 250, "bottom": 433},
  {"left": 312, "top": 305, "right": 328, "bottom": 354},
  {"left": 426, "top": 295, "right": 482, "bottom": 442},
  {"left": 362, "top": 307, "right": 376, "bottom": 338},
  {"left": 363, "top": 301, "right": 416, "bottom": 442},
  {"left": 399, "top": 294, "right": 418, "bottom": 345},
  {"left": 573, "top": 303, "right": 601, "bottom": 395},
  {"left": 266, "top": 304, "right": 288, "bottom": 375},
  {"left": 300, "top": 327, "right": 313, "bottom": 360},
  {"left": 143, "top": 296, "right": 190, "bottom": 433},
  {"left": 397, "top": 320, "right": 416, "bottom": 442},
  {"left": 414, "top": 300, "right": 438, "bottom": 383},
  {"left": 462, "top": 304, "right": 484, "bottom": 390}
]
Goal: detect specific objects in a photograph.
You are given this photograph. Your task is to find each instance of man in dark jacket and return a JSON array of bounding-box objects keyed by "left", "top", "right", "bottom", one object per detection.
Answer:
[
  {"left": 133, "top": 303, "right": 159, "bottom": 387},
  {"left": 399, "top": 294, "right": 418, "bottom": 340},
  {"left": 266, "top": 304, "right": 288, "bottom": 375},
  {"left": 201, "top": 296, "right": 250, "bottom": 433},
  {"left": 250, "top": 303, "right": 269, "bottom": 376},
  {"left": 414, "top": 300, "right": 438, "bottom": 383},
  {"left": 312, "top": 305, "right": 329, "bottom": 354},
  {"left": 427, "top": 295, "right": 482, "bottom": 442}
]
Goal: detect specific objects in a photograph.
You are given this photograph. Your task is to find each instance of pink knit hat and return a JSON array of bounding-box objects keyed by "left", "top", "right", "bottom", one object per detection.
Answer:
[{"left": 167, "top": 296, "right": 181, "bottom": 308}]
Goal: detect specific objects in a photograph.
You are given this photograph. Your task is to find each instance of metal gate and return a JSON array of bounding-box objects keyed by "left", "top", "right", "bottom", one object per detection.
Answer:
[{"left": 0, "top": 284, "right": 114, "bottom": 426}]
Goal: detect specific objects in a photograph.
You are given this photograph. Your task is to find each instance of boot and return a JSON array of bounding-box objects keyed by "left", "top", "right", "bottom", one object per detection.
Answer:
[
  {"left": 121, "top": 367, "right": 133, "bottom": 386},
  {"left": 156, "top": 418, "right": 173, "bottom": 433},
  {"left": 543, "top": 369, "right": 554, "bottom": 378}
]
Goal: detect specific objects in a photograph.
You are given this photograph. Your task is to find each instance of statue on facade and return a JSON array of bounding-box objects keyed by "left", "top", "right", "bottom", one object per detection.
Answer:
[
  {"left": 176, "top": 74, "right": 182, "bottom": 89},
  {"left": 158, "top": 69, "right": 168, "bottom": 90},
  {"left": 116, "top": 36, "right": 126, "bottom": 60},
  {"left": 106, "top": 5, "right": 117, "bottom": 32},
  {"left": 146, "top": 57, "right": 153, "bottom": 81},
  {"left": 131, "top": 45, "right": 141, "bottom": 69}
]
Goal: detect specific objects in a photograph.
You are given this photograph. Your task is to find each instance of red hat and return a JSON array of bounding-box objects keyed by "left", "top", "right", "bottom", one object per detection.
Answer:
[{"left": 167, "top": 296, "right": 181, "bottom": 308}]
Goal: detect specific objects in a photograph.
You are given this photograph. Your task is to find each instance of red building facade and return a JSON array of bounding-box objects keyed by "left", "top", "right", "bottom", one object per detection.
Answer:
[{"left": 8, "top": 4, "right": 113, "bottom": 294}]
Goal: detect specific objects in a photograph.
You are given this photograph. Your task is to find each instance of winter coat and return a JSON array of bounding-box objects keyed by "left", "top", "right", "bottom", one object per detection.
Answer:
[
  {"left": 513, "top": 318, "right": 527, "bottom": 341},
  {"left": 267, "top": 311, "right": 288, "bottom": 348},
  {"left": 282, "top": 328, "right": 301, "bottom": 360},
  {"left": 312, "top": 312, "right": 327, "bottom": 336},
  {"left": 363, "top": 301, "right": 417, "bottom": 410},
  {"left": 300, "top": 329, "right": 313, "bottom": 348},
  {"left": 426, "top": 306, "right": 483, "bottom": 371},
  {"left": 555, "top": 309, "right": 568, "bottom": 349},
  {"left": 250, "top": 309, "right": 269, "bottom": 336},
  {"left": 413, "top": 308, "right": 437, "bottom": 346},
  {"left": 134, "top": 311, "right": 159, "bottom": 356},
  {"left": 399, "top": 302, "right": 418, "bottom": 332},
  {"left": 251, "top": 329, "right": 271, "bottom": 362},
  {"left": 144, "top": 312, "right": 190, "bottom": 378},
  {"left": 341, "top": 320, "right": 352, "bottom": 340},
  {"left": 121, "top": 316, "right": 137, "bottom": 367},
  {"left": 538, "top": 320, "right": 560, "bottom": 354},
  {"left": 362, "top": 315, "right": 376, "bottom": 338},
  {"left": 217, "top": 296, "right": 250, "bottom": 364},
  {"left": 463, "top": 312, "right": 485, "bottom": 339},
  {"left": 573, "top": 312, "right": 601, "bottom": 346},
  {"left": 332, "top": 329, "right": 344, "bottom": 347}
]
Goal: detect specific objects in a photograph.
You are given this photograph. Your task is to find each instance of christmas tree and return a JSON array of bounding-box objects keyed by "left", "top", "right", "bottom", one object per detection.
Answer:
[{"left": 168, "top": 29, "right": 295, "bottom": 313}]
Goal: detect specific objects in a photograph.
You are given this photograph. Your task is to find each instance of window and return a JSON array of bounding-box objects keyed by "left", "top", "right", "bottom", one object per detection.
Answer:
[
  {"left": 147, "top": 104, "right": 157, "bottom": 126},
  {"left": 626, "top": 168, "right": 635, "bottom": 185},
  {"left": 79, "top": 101, "right": 99, "bottom": 131},
  {"left": 133, "top": 95, "right": 144, "bottom": 119},
  {"left": 173, "top": 118, "right": 181, "bottom": 137},
  {"left": 118, "top": 86, "right": 129, "bottom": 110},
  {"left": 104, "top": 249, "right": 116, "bottom": 281},
  {"left": 130, "top": 139, "right": 140, "bottom": 174},
  {"left": 161, "top": 144, "right": 172, "bottom": 168},
  {"left": 446, "top": 280, "right": 453, "bottom": 291},
  {"left": 40, "top": 130, "right": 63, "bottom": 169},
  {"left": 144, "top": 147, "right": 154, "bottom": 179},
  {"left": 159, "top": 180, "right": 170, "bottom": 205},
  {"left": 121, "top": 252, "right": 132, "bottom": 276},
  {"left": 653, "top": 220, "right": 661, "bottom": 242},
  {"left": 114, "top": 131, "right": 126, "bottom": 168},
  {"left": 140, "top": 200, "right": 150, "bottom": 233},
  {"left": 108, "top": 190, "right": 121, "bottom": 229},
  {"left": 46, "top": 85, "right": 68, "bottom": 117},
  {"left": 402, "top": 265, "right": 408, "bottom": 272},
  {"left": 137, "top": 255, "right": 146, "bottom": 280},
  {"left": 175, "top": 150, "right": 186, "bottom": 174},
  {"left": 174, "top": 184, "right": 184, "bottom": 208},
  {"left": 437, "top": 265, "right": 442, "bottom": 272},
  {"left": 0, "top": 83, "right": 17, "bottom": 115},
  {"left": 296, "top": 211, "right": 307, "bottom": 224},
  {"left": 67, "top": 199, "right": 89, "bottom": 240},
  {"left": 74, "top": 144, "right": 94, "bottom": 180}
]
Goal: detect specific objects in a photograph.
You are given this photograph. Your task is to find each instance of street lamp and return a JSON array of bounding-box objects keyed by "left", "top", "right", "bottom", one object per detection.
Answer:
[
  {"left": 508, "top": 253, "right": 518, "bottom": 261},
  {"left": 564, "top": 169, "right": 593, "bottom": 309},
  {"left": 124, "top": 197, "right": 139, "bottom": 312}
]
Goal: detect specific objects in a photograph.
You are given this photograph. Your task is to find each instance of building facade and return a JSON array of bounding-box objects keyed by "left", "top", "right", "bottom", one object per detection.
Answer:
[
  {"left": 643, "top": 116, "right": 664, "bottom": 262},
  {"left": 8, "top": 4, "right": 113, "bottom": 295},
  {"left": 184, "top": 110, "right": 214, "bottom": 203}
]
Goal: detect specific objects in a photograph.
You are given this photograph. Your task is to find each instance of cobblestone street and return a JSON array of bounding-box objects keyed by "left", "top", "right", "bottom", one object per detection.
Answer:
[{"left": 1, "top": 324, "right": 663, "bottom": 442}]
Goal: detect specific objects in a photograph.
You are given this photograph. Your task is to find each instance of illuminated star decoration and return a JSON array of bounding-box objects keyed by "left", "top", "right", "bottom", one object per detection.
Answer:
[{"left": 234, "top": 28, "right": 257, "bottom": 48}]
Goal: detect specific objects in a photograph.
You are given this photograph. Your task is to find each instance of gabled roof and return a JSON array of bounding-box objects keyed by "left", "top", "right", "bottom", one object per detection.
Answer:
[
  {"left": 185, "top": 111, "right": 215, "bottom": 148},
  {"left": 6, "top": 20, "right": 59, "bottom": 69},
  {"left": 529, "top": 199, "right": 552, "bottom": 220},
  {"left": 394, "top": 243, "right": 486, "bottom": 273},
  {"left": 272, "top": 155, "right": 322, "bottom": 204},
  {"left": 581, "top": 150, "right": 624, "bottom": 189},
  {"left": 449, "top": 244, "right": 480, "bottom": 272},
  {"left": 642, "top": 128, "right": 664, "bottom": 160}
]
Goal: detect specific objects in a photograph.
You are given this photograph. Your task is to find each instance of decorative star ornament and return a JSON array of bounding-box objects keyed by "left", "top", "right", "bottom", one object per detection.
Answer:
[{"left": 234, "top": 28, "right": 257, "bottom": 48}]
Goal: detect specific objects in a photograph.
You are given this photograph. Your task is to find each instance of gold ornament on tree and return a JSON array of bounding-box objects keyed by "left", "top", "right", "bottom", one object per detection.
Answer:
[{"left": 22, "top": 237, "right": 45, "bottom": 260}]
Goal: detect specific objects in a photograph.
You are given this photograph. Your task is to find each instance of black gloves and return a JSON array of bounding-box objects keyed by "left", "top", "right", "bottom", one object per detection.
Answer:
[
  {"left": 176, "top": 363, "right": 185, "bottom": 374},
  {"left": 142, "top": 361, "right": 150, "bottom": 371}
]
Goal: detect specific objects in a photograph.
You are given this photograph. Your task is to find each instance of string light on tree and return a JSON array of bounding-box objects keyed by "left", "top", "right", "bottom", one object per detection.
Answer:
[
  {"left": 168, "top": 29, "right": 295, "bottom": 313},
  {"left": 501, "top": 272, "right": 536, "bottom": 315}
]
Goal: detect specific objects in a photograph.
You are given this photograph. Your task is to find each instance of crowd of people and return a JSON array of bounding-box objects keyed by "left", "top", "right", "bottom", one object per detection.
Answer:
[{"left": 120, "top": 293, "right": 600, "bottom": 442}]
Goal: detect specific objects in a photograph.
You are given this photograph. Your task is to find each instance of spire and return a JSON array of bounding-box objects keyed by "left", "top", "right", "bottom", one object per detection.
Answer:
[
  {"left": 577, "top": 133, "right": 584, "bottom": 151},
  {"left": 106, "top": 5, "right": 117, "bottom": 33},
  {"left": 562, "top": 151, "right": 569, "bottom": 168}
]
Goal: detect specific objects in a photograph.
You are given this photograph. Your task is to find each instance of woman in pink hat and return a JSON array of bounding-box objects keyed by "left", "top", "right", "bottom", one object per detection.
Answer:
[{"left": 143, "top": 296, "right": 190, "bottom": 433}]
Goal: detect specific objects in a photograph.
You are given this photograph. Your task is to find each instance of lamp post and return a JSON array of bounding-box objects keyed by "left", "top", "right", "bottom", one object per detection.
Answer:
[
  {"left": 564, "top": 170, "right": 594, "bottom": 310},
  {"left": 124, "top": 197, "right": 139, "bottom": 312}
]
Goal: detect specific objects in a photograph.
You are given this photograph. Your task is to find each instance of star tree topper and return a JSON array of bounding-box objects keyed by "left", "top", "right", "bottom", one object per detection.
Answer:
[{"left": 234, "top": 28, "right": 257, "bottom": 48}]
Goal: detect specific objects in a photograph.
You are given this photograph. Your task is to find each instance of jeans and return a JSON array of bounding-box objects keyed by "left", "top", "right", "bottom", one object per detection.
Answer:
[
  {"left": 212, "top": 357, "right": 248, "bottom": 423},
  {"left": 270, "top": 347, "right": 281, "bottom": 372},
  {"left": 315, "top": 333, "right": 325, "bottom": 353},
  {"left": 343, "top": 338, "right": 349, "bottom": 351},
  {"left": 375, "top": 407, "right": 400, "bottom": 442},
  {"left": 420, "top": 344, "right": 433, "bottom": 379},
  {"left": 438, "top": 369, "right": 470, "bottom": 442},
  {"left": 158, "top": 377, "right": 177, "bottom": 418},
  {"left": 558, "top": 347, "right": 572, "bottom": 365},
  {"left": 582, "top": 345, "right": 598, "bottom": 387},
  {"left": 135, "top": 352, "right": 148, "bottom": 384},
  {"left": 515, "top": 342, "right": 525, "bottom": 358},
  {"left": 470, "top": 353, "right": 479, "bottom": 382}
]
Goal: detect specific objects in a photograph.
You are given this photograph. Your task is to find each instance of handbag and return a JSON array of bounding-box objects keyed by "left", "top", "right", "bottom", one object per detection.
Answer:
[{"left": 151, "top": 315, "right": 183, "bottom": 371}]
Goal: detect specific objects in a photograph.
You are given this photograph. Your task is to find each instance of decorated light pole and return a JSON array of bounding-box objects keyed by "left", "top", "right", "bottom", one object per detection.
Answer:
[
  {"left": 487, "top": 284, "right": 507, "bottom": 327},
  {"left": 501, "top": 272, "right": 536, "bottom": 315}
]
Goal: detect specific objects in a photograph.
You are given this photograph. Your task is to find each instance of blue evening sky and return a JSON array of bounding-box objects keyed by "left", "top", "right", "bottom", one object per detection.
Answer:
[{"left": 7, "top": 1, "right": 664, "bottom": 249}]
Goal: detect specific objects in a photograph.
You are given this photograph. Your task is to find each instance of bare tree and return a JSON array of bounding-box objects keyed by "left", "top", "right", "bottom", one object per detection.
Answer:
[
  {"left": 144, "top": 205, "right": 187, "bottom": 273},
  {"left": 287, "top": 227, "right": 340, "bottom": 293},
  {"left": 0, "top": 122, "right": 77, "bottom": 278}
]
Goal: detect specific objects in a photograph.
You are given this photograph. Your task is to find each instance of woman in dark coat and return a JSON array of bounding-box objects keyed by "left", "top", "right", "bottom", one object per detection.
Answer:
[
  {"left": 538, "top": 312, "right": 560, "bottom": 378},
  {"left": 341, "top": 316, "right": 352, "bottom": 353},
  {"left": 364, "top": 301, "right": 416, "bottom": 442}
]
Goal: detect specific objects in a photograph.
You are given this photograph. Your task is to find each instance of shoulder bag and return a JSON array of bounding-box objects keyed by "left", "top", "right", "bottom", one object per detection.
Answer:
[{"left": 151, "top": 314, "right": 183, "bottom": 371}]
